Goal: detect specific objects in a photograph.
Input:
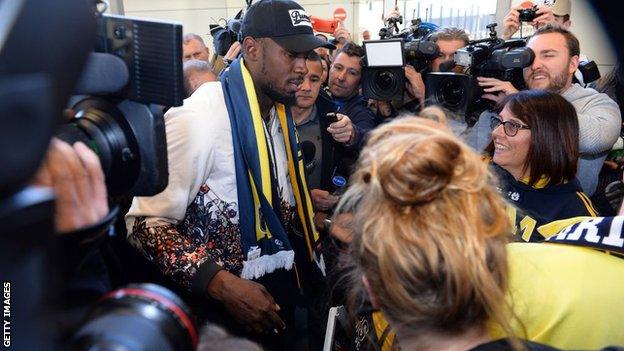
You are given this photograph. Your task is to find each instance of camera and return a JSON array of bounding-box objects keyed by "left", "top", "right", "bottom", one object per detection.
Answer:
[
  {"left": 55, "top": 13, "right": 186, "bottom": 197},
  {"left": 425, "top": 23, "right": 534, "bottom": 123},
  {"left": 518, "top": 6, "right": 538, "bottom": 22},
  {"left": 362, "top": 18, "right": 439, "bottom": 101},
  {"left": 69, "top": 283, "right": 198, "bottom": 351},
  {"left": 210, "top": 10, "right": 244, "bottom": 57}
]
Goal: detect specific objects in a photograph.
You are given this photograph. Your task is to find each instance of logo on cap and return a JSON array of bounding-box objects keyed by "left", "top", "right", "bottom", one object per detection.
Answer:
[{"left": 288, "top": 9, "right": 312, "bottom": 28}]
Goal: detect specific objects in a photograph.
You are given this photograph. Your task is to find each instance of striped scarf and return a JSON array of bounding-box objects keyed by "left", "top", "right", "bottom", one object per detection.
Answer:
[{"left": 221, "top": 58, "right": 324, "bottom": 279}]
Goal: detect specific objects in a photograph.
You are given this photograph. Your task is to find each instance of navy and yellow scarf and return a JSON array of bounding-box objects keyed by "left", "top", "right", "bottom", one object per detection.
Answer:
[{"left": 221, "top": 58, "right": 323, "bottom": 279}]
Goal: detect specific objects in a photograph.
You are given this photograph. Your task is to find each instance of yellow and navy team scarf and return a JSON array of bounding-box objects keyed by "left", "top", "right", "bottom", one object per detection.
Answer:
[{"left": 221, "top": 58, "right": 323, "bottom": 279}]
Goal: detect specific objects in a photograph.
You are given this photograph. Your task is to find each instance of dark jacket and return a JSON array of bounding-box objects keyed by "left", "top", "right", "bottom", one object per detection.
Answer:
[{"left": 493, "top": 165, "right": 599, "bottom": 242}]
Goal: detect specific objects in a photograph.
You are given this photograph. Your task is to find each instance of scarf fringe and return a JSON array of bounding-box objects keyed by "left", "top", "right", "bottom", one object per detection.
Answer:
[{"left": 240, "top": 249, "right": 295, "bottom": 280}]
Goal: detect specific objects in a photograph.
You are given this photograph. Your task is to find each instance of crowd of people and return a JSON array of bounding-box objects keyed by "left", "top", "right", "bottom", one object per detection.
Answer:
[{"left": 28, "top": 0, "right": 624, "bottom": 350}]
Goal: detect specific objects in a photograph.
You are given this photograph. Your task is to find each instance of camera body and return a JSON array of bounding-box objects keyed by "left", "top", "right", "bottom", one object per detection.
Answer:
[
  {"left": 518, "top": 6, "right": 538, "bottom": 22},
  {"left": 425, "top": 24, "right": 534, "bottom": 122},
  {"left": 56, "top": 14, "right": 185, "bottom": 197},
  {"left": 362, "top": 19, "right": 439, "bottom": 101},
  {"left": 210, "top": 10, "right": 244, "bottom": 57}
]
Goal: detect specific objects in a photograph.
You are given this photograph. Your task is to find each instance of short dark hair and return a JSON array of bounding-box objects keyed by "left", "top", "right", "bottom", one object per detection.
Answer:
[
  {"left": 530, "top": 24, "right": 580, "bottom": 57},
  {"left": 429, "top": 27, "right": 469, "bottom": 45},
  {"left": 335, "top": 42, "right": 365, "bottom": 66},
  {"left": 306, "top": 50, "right": 322, "bottom": 63},
  {"left": 487, "top": 89, "right": 579, "bottom": 186}
]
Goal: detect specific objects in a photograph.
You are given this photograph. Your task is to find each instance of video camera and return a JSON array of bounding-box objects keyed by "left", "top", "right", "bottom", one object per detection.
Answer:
[
  {"left": 362, "top": 17, "right": 439, "bottom": 101},
  {"left": 56, "top": 12, "right": 186, "bottom": 197},
  {"left": 425, "top": 23, "right": 534, "bottom": 123},
  {"left": 209, "top": 10, "right": 244, "bottom": 57},
  {"left": 0, "top": 1, "right": 196, "bottom": 350},
  {"left": 209, "top": 0, "right": 253, "bottom": 57}
]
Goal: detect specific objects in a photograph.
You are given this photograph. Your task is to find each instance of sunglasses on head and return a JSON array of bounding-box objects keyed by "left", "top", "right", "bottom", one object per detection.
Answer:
[{"left": 490, "top": 115, "right": 530, "bottom": 137}]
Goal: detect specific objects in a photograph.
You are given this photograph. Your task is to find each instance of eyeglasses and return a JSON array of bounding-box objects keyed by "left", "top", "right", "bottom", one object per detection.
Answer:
[{"left": 490, "top": 116, "right": 530, "bottom": 137}]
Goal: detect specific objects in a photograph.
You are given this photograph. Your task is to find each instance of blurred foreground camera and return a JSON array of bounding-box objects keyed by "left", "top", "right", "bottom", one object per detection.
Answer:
[
  {"left": 425, "top": 23, "right": 534, "bottom": 123},
  {"left": 56, "top": 14, "right": 186, "bottom": 197},
  {"left": 362, "top": 19, "right": 439, "bottom": 101},
  {"left": 69, "top": 283, "right": 198, "bottom": 351}
]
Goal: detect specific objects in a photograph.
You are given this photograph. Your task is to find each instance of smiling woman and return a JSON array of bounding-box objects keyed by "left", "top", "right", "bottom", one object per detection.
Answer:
[{"left": 486, "top": 89, "right": 598, "bottom": 242}]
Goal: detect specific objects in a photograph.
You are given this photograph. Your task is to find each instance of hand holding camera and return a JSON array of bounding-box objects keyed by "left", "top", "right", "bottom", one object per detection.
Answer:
[
  {"left": 326, "top": 112, "right": 355, "bottom": 144},
  {"left": 503, "top": 3, "right": 557, "bottom": 39},
  {"left": 404, "top": 64, "right": 426, "bottom": 103},
  {"left": 31, "top": 139, "right": 109, "bottom": 234},
  {"left": 477, "top": 76, "right": 519, "bottom": 103}
]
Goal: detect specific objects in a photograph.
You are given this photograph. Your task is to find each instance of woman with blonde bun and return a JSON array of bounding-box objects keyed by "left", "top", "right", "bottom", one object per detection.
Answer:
[
  {"left": 339, "top": 117, "right": 536, "bottom": 350},
  {"left": 336, "top": 114, "right": 624, "bottom": 350}
]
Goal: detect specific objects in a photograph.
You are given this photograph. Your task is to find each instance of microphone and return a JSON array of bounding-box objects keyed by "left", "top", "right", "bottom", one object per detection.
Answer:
[
  {"left": 74, "top": 53, "right": 129, "bottom": 95},
  {"left": 300, "top": 141, "right": 316, "bottom": 172},
  {"left": 438, "top": 59, "right": 456, "bottom": 72}
]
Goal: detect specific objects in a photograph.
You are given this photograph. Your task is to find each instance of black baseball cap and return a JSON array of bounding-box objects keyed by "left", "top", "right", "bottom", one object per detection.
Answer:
[{"left": 241, "top": 0, "right": 336, "bottom": 53}]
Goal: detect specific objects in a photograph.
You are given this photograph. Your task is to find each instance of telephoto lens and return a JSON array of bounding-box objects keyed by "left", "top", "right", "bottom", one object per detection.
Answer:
[{"left": 68, "top": 283, "right": 197, "bottom": 351}]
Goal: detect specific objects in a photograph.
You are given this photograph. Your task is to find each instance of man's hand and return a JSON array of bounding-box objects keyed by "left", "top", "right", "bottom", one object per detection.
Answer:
[
  {"left": 334, "top": 21, "right": 351, "bottom": 44},
  {"left": 404, "top": 64, "right": 425, "bottom": 103},
  {"left": 224, "top": 41, "right": 241, "bottom": 61},
  {"left": 311, "top": 189, "right": 339, "bottom": 212},
  {"left": 477, "top": 77, "right": 519, "bottom": 103},
  {"left": 207, "top": 270, "right": 285, "bottom": 334},
  {"left": 327, "top": 113, "right": 356, "bottom": 144},
  {"left": 501, "top": 5, "right": 522, "bottom": 40},
  {"left": 31, "top": 139, "right": 109, "bottom": 234},
  {"left": 531, "top": 5, "right": 556, "bottom": 29},
  {"left": 369, "top": 100, "right": 393, "bottom": 119},
  {"left": 329, "top": 213, "right": 354, "bottom": 244}
]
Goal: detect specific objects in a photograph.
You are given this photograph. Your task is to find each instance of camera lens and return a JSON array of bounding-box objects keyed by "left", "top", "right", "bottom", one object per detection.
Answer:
[
  {"left": 436, "top": 79, "right": 465, "bottom": 108},
  {"left": 55, "top": 96, "right": 168, "bottom": 197},
  {"left": 56, "top": 98, "right": 140, "bottom": 196},
  {"left": 374, "top": 71, "right": 397, "bottom": 91},
  {"left": 69, "top": 283, "right": 197, "bottom": 351}
]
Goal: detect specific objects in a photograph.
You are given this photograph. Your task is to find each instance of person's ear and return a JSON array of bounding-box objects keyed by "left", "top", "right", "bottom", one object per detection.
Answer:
[
  {"left": 242, "top": 37, "right": 262, "bottom": 62},
  {"left": 362, "top": 275, "right": 380, "bottom": 310},
  {"left": 569, "top": 54, "right": 580, "bottom": 75}
]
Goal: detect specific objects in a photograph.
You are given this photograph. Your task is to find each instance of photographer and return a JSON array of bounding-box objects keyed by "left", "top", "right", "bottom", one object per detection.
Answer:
[
  {"left": 468, "top": 24, "right": 621, "bottom": 196},
  {"left": 326, "top": 42, "right": 377, "bottom": 151},
  {"left": 124, "top": 0, "right": 333, "bottom": 349},
  {"left": 403, "top": 27, "right": 469, "bottom": 118},
  {"left": 501, "top": 2, "right": 559, "bottom": 40}
]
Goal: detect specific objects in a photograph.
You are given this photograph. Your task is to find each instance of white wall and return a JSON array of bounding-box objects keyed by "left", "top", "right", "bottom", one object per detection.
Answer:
[{"left": 122, "top": 0, "right": 366, "bottom": 52}]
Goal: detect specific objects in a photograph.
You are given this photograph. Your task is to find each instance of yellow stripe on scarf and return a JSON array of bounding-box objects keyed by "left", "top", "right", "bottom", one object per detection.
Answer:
[
  {"left": 276, "top": 104, "right": 320, "bottom": 256},
  {"left": 241, "top": 60, "right": 272, "bottom": 241}
]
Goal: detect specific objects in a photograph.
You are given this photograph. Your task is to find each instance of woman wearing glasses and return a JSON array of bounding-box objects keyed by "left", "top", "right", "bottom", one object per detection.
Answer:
[{"left": 487, "top": 89, "right": 597, "bottom": 242}]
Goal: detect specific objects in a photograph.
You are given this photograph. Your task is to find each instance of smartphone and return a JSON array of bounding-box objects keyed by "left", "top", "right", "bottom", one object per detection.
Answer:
[{"left": 326, "top": 112, "right": 339, "bottom": 125}]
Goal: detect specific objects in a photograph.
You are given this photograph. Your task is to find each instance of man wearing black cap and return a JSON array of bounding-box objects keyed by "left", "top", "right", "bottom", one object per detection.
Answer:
[{"left": 125, "top": 0, "right": 334, "bottom": 349}]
